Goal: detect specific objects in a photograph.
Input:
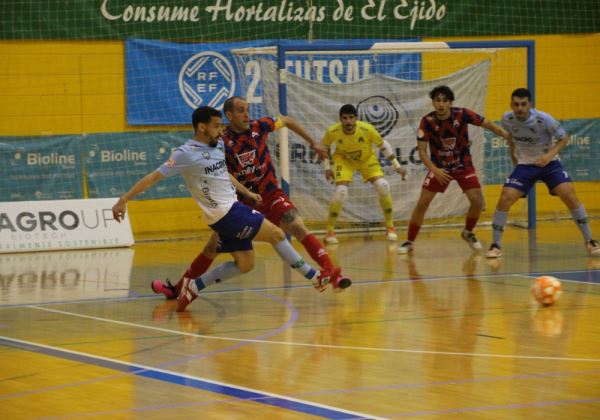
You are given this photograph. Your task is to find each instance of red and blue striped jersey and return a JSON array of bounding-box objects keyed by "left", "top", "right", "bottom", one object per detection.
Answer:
[
  {"left": 417, "top": 107, "right": 484, "bottom": 172},
  {"left": 223, "top": 117, "right": 282, "bottom": 194}
]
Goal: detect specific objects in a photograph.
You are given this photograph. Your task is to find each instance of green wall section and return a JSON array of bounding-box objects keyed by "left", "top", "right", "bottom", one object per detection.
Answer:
[{"left": 2, "top": 1, "right": 599, "bottom": 40}]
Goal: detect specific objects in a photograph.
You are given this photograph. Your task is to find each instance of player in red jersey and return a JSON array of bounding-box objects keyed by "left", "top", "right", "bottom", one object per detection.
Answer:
[
  {"left": 152, "top": 96, "right": 350, "bottom": 298},
  {"left": 397, "top": 86, "right": 510, "bottom": 254}
]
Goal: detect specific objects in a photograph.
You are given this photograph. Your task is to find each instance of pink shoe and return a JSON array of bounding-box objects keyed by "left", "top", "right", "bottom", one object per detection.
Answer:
[
  {"left": 176, "top": 277, "right": 198, "bottom": 312},
  {"left": 151, "top": 279, "right": 177, "bottom": 300}
]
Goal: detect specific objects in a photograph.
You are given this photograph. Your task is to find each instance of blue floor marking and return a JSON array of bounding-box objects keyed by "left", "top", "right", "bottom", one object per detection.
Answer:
[{"left": 0, "top": 336, "right": 373, "bottom": 419}]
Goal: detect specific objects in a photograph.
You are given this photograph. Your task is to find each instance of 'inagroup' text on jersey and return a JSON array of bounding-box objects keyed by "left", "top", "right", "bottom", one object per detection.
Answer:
[
  {"left": 223, "top": 117, "right": 282, "bottom": 195},
  {"left": 501, "top": 108, "right": 567, "bottom": 165},
  {"left": 157, "top": 138, "right": 236, "bottom": 225},
  {"left": 417, "top": 107, "right": 484, "bottom": 172}
]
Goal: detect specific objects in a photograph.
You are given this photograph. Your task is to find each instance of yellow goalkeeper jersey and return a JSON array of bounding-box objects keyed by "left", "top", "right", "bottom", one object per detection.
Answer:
[{"left": 322, "top": 120, "right": 383, "bottom": 164}]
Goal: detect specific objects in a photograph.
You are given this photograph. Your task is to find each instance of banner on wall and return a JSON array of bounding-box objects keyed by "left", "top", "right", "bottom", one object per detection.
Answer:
[
  {"left": 125, "top": 38, "right": 420, "bottom": 125},
  {"left": 84, "top": 132, "right": 189, "bottom": 199},
  {"left": 0, "top": 136, "right": 83, "bottom": 201},
  {"left": 126, "top": 39, "right": 273, "bottom": 125},
  {"left": 260, "top": 61, "right": 490, "bottom": 222},
  {"left": 0, "top": 198, "right": 134, "bottom": 253},
  {"left": 2, "top": 1, "right": 599, "bottom": 40}
]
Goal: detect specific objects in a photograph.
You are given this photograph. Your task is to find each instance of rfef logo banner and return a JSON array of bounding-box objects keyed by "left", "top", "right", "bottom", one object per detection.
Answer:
[
  {"left": 0, "top": 135, "right": 83, "bottom": 201},
  {"left": 126, "top": 38, "right": 421, "bottom": 125},
  {"left": 0, "top": 198, "right": 134, "bottom": 253},
  {"left": 126, "top": 38, "right": 274, "bottom": 125}
]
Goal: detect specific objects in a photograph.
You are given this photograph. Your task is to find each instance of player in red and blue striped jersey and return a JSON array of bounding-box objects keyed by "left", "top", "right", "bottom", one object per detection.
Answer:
[
  {"left": 398, "top": 85, "right": 510, "bottom": 255},
  {"left": 152, "top": 97, "right": 350, "bottom": 299}
]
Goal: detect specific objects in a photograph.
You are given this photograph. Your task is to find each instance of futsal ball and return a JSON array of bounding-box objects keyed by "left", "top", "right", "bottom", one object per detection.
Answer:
[{"left": 531, "top": 276, "right": 562, "bottom": 306}]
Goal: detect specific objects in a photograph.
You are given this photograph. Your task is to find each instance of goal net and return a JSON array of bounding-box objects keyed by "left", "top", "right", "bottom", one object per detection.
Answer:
[{"left": 233, "top": 41, "right": 530, "bottom": 232}]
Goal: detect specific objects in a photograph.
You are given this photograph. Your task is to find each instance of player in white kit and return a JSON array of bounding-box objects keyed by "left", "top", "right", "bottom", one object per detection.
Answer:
[
  {"left": 112, "top": 106, "right": 335, "bottom": 312},
  {"left": 486, "top": 88, "right": 600, "bottom": 258}
]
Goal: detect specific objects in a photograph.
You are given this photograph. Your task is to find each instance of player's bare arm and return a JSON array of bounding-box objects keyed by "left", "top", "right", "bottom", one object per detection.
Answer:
[
  {"left": 322, "top": 145, "right": 334, "bottom": 183},
  {"left": 281, "top": 115, "right": 328, "bottom": 160},
  {"left": 112, "top": 171, "right": 164, "bottom": 222},
  {"left": 380, "top": 140, "right": 407, "bottom": 180},
  {"left": 507, "top": 135, "right": 518, "bottom": 166},
  {"left": 229, "top": 173, "right": 262, "bottom": 204},
  {"left": 535, "top": 133, "right": 570, "bottom": 167},
  {"left": 481, "top": 119, "right": 510, "bottom": 140},
  {"left": 417, "top": 141, "right": 452, "bottom": 185}
]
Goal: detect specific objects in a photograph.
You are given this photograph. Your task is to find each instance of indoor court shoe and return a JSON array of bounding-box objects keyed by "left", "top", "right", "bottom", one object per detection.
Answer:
[
  {"left": 332, "top": 274, "right": 352, "bottom": 292},
  {"left": 151, "top": 279, "right": 177, "bottom": 300},
  {"left": 485, "top": 243, "right": 502, "bottom": 258},
  {"left": 176, "top": 277, "right": 199, "bottom": 312},
  {"left": 313, "top": 266, "right": 341, "bottom": 292},
  {"left": 324, "top": 231, "right": 339, "bottom": 245},
  {"left": 386, "top": 227, "right": 397, "bottom": 241},
  {"left": 397, "top": 240, "right": 413, "bottom": 254},
  {"left": 586, "top": 239, "right": 600, "bottom": 256},
  {"left": 461, "top": 230, "right": 482, "bottom": 250}
]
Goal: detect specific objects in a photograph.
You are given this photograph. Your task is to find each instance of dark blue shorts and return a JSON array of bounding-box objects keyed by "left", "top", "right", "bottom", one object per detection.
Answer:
[
  {"left": 209, "top": 202, "right": 265, "bottom": 253},
  {"left": 504, "top": 160, "right": 572, "bottom": 195}
]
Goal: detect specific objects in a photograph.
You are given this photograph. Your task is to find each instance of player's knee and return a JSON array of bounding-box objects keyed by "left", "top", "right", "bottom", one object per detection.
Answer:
[
  {"left": 236, "top": 258, "right": 255, "bottom": 273},
  {"left": 333, "top": 185, "right": 348, "bottom": 204},
  {"left": 373, "top": 178, "right": 390, "bottom": 196},
  {"left": 283, "top": 219, "right": 309, "bottom": 241}
]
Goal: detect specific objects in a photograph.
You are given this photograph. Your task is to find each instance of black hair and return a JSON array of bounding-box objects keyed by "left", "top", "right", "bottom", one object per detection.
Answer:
[
  {"left": 339, "top": 104, "right": 357, "bottom": 117},
  {"left": 511, "top": 88, "right": 532, "bottom": 101},
  {"left": 429, "top": 85, "right": 455, "bottom": 101},
  {"left": 192, "top": 106, "right": 222, "bottom": 132},
  {"left": 223, "top": 96, "right": 246, "bottom": 114}
]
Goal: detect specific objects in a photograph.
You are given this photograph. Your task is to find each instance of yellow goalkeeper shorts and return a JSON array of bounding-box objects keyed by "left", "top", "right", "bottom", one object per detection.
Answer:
[{"left": 332, "top": 154, "right": 384, "bottom": 183}]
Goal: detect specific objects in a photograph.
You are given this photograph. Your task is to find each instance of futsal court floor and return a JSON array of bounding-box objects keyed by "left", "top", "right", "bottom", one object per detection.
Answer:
[{"left": 1, "top": 219, "right": 600, "bottom": 419}]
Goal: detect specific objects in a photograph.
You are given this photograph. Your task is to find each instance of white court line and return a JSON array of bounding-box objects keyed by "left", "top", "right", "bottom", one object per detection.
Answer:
[{"left": 30, "top": 306, "right": 600, "bottom": 363}]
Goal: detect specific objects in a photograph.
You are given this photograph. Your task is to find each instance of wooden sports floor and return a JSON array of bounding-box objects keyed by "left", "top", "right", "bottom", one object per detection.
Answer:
[{"left": 2, "top": 220, "right": 600, "bottom": 419}]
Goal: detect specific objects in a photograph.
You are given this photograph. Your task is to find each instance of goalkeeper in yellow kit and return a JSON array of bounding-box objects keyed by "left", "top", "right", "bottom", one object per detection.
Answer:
[{"left": 321, "top": 104, "right": 406, "bottom": 244}]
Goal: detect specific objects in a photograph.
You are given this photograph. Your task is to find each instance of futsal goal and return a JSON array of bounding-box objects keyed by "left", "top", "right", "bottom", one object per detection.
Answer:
[{"left": 232, "top": 40, "right": 535, "bottom": 234}]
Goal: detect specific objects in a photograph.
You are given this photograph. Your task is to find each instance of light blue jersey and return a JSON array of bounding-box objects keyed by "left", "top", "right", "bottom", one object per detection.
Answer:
[
  {"left": 501, "top": 108, "right": 567, "bottom": 165},
  {"left": 157, "top": 138, "right": 236, "bottom": 224}
]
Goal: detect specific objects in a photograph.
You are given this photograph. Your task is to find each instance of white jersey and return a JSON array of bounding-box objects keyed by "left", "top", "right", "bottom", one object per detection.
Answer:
[
  {"left": 501, "top": 108, "right": 567, "bottom": 165},
  {"left": 157, "top": 138, "right": 236, "bottom": 225}
]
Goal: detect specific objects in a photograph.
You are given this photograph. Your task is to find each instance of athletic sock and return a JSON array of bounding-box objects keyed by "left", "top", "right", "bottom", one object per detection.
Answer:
[
  {"left": 274, "top": 239, "right": 317, "bottom": 279},
  {"left": 177, "top": 252, "right": 214, "bottom": 293},
  {"left": 194, "top": 261, "right": 242, "bottom": 290},
  {"left": 407, "top": 223, "right": 421, "bottom": 242},
  {"left": 571, "top": 205, "right": 592, "bottom": 241},
  {"left": 465, "top": 217, "right": 479, "bottom": 233},
  {"left": 327, "top": 200, "right": 342, "bottom": 233},
  {"left": 301, "top": 234, "right": 333, "bottom": 270},
  {"left": 492, "top": 210, "right": 508, "bottom": 247},
  {"left": 379, "top": 193, "right": 394, "bottom": 228}
]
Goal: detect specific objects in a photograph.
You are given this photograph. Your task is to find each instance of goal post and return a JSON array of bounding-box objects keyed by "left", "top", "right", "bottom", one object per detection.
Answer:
[{"left": 233, "top": 39, "right": 536, "bottom": 233}]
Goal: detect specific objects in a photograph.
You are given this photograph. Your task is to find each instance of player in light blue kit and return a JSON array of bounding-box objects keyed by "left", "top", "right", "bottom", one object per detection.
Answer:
[
  {"left": 112, "top": 106, "right": 335, "bottom": 312},
  {"left": 486, "top": 88, "right": 600, "bottom": 258}
]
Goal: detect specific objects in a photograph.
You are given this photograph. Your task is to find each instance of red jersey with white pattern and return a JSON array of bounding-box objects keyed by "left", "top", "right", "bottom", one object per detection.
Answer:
[
  {"left": 417, "top": 107, "right": 484, "bottom": 172},
  {"left": 223, "top": 117, "right": 281, "bottom": 195}
]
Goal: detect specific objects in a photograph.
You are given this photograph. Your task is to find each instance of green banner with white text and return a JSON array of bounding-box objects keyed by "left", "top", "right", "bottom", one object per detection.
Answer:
[{"left": 1, "top": 1, "right": 599, "bottom": 41}]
